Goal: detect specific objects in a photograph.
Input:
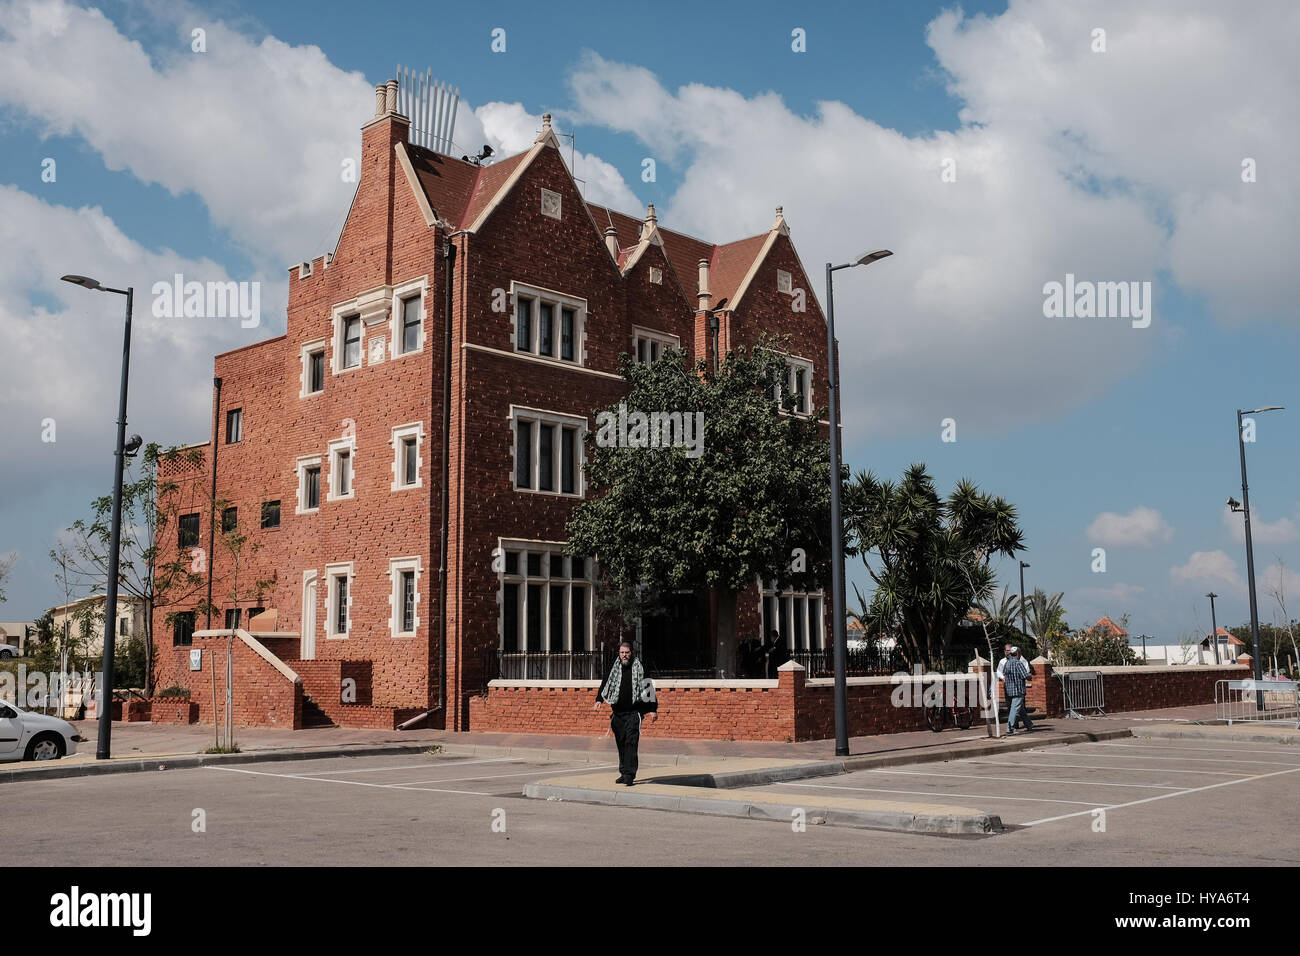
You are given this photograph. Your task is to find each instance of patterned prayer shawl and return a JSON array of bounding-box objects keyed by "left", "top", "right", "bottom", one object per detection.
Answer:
[{"left": 601, "top": 658, "right": 645, "bottom": 705}]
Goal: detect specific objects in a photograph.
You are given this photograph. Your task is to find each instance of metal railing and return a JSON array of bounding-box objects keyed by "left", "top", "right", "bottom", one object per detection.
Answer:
[
  {"left": 493, "top": 649, "right": 610, "bottom": 681},
  {"left": 1058, "top": 669, "right": 1106, "bottom": 718},
  {"left": 1215, "top": 679, "right": 1300, "bottom": 728}
]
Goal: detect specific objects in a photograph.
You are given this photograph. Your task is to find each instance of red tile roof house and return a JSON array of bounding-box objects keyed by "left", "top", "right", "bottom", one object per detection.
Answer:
[{"left": 150, "top": 80, "right": 839, "bottom": 736}]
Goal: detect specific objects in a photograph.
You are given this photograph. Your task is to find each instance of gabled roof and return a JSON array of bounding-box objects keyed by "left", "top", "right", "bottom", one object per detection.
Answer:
[
  {"left": 1092, "top": 615, "right": 1129, "bottom": 637},
  {"left": 402, "top": 133, "right": 780, "bottom": 303}
]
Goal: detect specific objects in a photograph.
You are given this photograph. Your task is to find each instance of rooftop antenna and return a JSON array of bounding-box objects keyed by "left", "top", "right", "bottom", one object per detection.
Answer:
[
  {"left": 396, "top": 64, "right": 460, "bottom": 155},
  {"left": 554, "top": 128, "right": 586, "bottom": 198}
]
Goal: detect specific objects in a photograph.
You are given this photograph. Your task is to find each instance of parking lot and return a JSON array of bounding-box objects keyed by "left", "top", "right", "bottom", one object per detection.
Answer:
[{"left": 765, "top": 736, "right": 1300, "bottom": 834}]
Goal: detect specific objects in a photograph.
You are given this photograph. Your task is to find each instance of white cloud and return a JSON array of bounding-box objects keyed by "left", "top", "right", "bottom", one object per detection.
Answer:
[
  {"left": 565, "top": 0, "right": 1300, "bottom": 436},
  {"left": 1222, "top": 504, "right": 1299, "bottom": 545},
  {"left": 1086, "top": 506, "right": 1174, "bottom": 547},
  {"left": 1170, "top": 550, "right": 1244, "bottom": 592}
]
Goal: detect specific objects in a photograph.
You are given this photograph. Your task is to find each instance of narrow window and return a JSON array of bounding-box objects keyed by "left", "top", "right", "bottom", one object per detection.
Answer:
[
  {"left": 637, "top": 338, "right": 646, "bottom": 364},
  {"left": 225, "top": 408, "right": 242, "bottom": 443},
  {"left": 549, "top": 585, "right": 565, "bottom": 651},
  {"left": 550, "top": 554, "right": 564, "bottom": 578},
  {"left": 504, "top": 551, "right": 519, "bottom": 575},
  {"left": 260, "top": 500, "right": 280, "bottom": 529},
  {"left": 337, "top": 450, "right": 351, "bottom": 496},
  {"left": 502, "top": 583, "right": 519, "bottom": 652},
  {"left": 225, "top": 608, "right": 242, "bottom": 630},
  {"left": 561, "top": 307, "right": 575, "bottom": 360},
  {"left": 571, "top": 587, "right": 587, "bottom": 651},
  {"left": 335, "top": 576, "right": 349, "bottom": 634},
  {"left": 401, "top": 570, "right": 415, "bottom": 632},
  {"left": 516, "top": 297, "right": 532, "bottom": 351},
  {"left": 526, "top": 583, "right": 543, "bottom": 651},
  {"left": 306, "top": 466, "right": 320, "bottom": 509},
  {"left": 539, "top": 302, "right": 554, "bottom": 357},
  {"left": 178, "top": 513, "right": 200, "bottom": 548},
  {"left": 650, "top": 340, "right": 660, "bottom": 363},
  {"left": 221, "top": 507, "right": 237, "bottom": 534},
  {"left": 561, "top": 426, "right": 576, "bottom": 494},
  {"left": 515, "top": 419, "right": 532, "bottom": 489},
  {"left": 343, "top": 315, "right": 361, "bottom": 368},
  {"left": 403, "top": 437, "right": 418, "bottom": 485},
  {"left": 309, "top": 350, "right": 325, "bottom": 392},
  {"left": 173, "top": 611, "right": 196, "bottom": 647},
  {"left": 401, "top": 295, "right": 421, "bottom": 353},
  {"left": 538, "top": 424, "right": 554, "bottom": 492}
]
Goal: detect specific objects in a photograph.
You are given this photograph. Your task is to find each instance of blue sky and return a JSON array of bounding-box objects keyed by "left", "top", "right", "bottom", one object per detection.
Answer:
[{"left": 1, "top": 0, "right": 1297, "bottom": 645}]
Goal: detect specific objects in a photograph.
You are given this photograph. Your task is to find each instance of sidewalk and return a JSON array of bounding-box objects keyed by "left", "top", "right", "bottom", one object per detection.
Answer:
[{"left": 1, "top": 702, "right": 1211, "bottom": 783}]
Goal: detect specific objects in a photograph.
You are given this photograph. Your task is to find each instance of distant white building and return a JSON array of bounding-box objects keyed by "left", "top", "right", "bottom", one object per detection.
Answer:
[
  {"left": 48, "top": 595, "right": 147, "bottom": 658},
  {"left": 0, "top": 621, "right": 33, "bottom": 655},
  {"left": 1132, "top": 627, "right": 1243, "bottom": 665}
]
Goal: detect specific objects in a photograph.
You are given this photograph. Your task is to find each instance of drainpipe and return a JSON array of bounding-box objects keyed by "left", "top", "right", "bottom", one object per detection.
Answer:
[
  {"left": 206, "top": 376, "right": 222, "bottom": 629},
  {"left": 436, "top": 233, "right": 459, "bottom": 724}
]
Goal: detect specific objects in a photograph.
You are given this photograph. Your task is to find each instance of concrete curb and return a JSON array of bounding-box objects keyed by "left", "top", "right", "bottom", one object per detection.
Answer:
[
  {"left": 1135, "top": 725, "right": 1300, "bottom": 745},
  {"left": 0, "top": 741, "right": 443, "bottom": 784},
  {"left": 523, "top": 781, "right": 1002, "bottom": 834}
]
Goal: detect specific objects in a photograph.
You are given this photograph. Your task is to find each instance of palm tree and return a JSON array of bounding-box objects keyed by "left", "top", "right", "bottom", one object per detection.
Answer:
[{"left": 1024, "top": 587, "right": 1067, "bottom": 658}]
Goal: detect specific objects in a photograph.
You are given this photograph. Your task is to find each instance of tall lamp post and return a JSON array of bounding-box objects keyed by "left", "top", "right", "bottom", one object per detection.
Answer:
[
  {"left": 1206, "top": 592, "right": 1220, "bottom": 665},
  {"left": 825, "top": 249, "right": 892, "bottom": 757},
  {"left": 61, "top": 275, "right": 134, "bottom": 760},
  {"left": 1018, "top": 561, "right": 1030, "bottom": 644},
  {"left": 1230, "top": 405, "right": 1283, "bottom": 694}
]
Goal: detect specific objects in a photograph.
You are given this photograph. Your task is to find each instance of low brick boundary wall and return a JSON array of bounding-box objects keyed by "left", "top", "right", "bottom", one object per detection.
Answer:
[
  {"left": 149, "top": 698, "right": 198, "bottom": 724},
  {"left": 471, "top": 658, "right": 1251, "bottom": 741}
]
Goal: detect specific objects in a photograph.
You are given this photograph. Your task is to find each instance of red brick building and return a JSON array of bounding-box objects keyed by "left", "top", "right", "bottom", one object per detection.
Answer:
[{"left": 153, "top": 79, "right": 835, "bottom": 731}]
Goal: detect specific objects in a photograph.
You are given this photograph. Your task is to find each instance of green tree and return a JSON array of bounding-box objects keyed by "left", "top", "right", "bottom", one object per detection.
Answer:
[
  {"left": 845, "top": 464, "right": 1024, "bottom": 670},
  {"left": 64, "top": 443, "right": 209, "bottom": 695},
  {"left": 973, "top": 587, "right": 1036, "bottom": 658},
  {"left": 1024, "top": 587, "right": 1068, "bottom": 658},
  {"left": 566, "top": 338, "right": 832, "bottom": 676},
  {"left": 1054, "top": 623, "right": 1139, "bottom": 666}
]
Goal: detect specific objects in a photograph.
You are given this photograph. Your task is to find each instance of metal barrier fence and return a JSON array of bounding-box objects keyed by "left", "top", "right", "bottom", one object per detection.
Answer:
[
  {"left": 1215, "top": 679, "right": 1300, "bottom": 728},
  {"left": 1058, "top": 669, "right": 1105, "bottom": 718}
]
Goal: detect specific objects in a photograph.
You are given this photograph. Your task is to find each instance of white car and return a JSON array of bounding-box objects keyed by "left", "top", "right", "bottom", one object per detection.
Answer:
[
  {"left": 0, "top": 701, "right": 83, "bottom": 761},
  {"left": 0, "top": 640, "right": 18, "bottom": 660}
]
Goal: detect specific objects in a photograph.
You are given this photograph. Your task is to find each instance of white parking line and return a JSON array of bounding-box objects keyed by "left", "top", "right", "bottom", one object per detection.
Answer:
[
  {"left": 1023, "top": 764, "right": 1300, "bottom": 826},
  {"left": 205, "top": 764, "right": 490, "bottom": 795},
  {"left": 967, "top": 760, "right": 1253, "bottom": 777},
  {"left": 292, "top": 757, "right": 520, "bottom": 777},
  {"left": 388, "top": 764, "right": 617, "bottom": 787},
  {"left": 1090, "top": 741, "right": 1300, "bottom": 758},
  {"left": 1014, "top": 750, "right": 1298, "bottom": 768},
  {"left": 866, "top": 769, "right": 1180, "bottom": 790},
  {"left": 775, "top": 781, "right": 1104, "bottom": 806}
]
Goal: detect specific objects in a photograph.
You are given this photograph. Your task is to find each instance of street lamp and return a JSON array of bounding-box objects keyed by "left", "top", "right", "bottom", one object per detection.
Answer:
[
  {"left": 825, "top": 249, "right": 892, "bottom": 757},
  {"left": 1019, "top": 562, "right": 1030, "bottom": 643},
  {"left": 61, "top": 274, "right": 134, "bottom": 760},
  {"left": 1206, "top": 592, "right": 1220, "bottom": 665},
  {"left": 1233, "top": 405, "right": 1283, "bottom": 694}
]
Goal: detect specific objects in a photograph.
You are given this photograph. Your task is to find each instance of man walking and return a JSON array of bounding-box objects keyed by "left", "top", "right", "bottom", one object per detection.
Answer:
[
  {"left": 1000, "top": 646, "right": 1034, "bottom": 736},
  {"left": 593, "top": 641, "right": 658, "bottom": 785}
]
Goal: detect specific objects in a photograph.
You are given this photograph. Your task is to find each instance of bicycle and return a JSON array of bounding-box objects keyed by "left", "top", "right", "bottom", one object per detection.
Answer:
[{"left": 924, "top": 699, "right": 973, "bottom": 732}]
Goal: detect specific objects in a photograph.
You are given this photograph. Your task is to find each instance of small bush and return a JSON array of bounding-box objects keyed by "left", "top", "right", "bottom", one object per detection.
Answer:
[{"left": 156, "top": 686, "right": 191, "bottom": 699}]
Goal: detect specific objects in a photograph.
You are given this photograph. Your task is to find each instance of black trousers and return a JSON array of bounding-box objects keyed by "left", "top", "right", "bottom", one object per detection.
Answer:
[{"left": 610, "top": 710, "right": 641, "bottom": 779}]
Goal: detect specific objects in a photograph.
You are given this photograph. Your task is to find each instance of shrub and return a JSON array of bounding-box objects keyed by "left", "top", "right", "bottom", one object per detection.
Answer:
[{"left": 156, "top": 686, "right": 191, "bottom": 699}]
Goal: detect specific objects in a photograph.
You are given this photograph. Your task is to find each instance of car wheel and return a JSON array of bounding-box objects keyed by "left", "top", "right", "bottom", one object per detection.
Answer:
[
  {"left": 25, "top": 732, "right": 65, "bottom": 761},
  {"left": 0, "top": 649, "right": 12, "bottom": 660}
]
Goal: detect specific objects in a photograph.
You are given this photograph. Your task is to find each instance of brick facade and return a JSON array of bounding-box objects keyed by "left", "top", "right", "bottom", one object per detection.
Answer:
[{"left": 152, "top": 89, "right": 835, "bottom": 731}]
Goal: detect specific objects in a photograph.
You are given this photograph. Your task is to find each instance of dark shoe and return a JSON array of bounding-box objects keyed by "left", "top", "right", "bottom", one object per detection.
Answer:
[
  {"left": 1005, "top": 730, "right": 1015, "bottom": 736},
  {"left": 624, "top": 777, "right": 636, "bottom": 787},
  {"left": 616, "top": 775, "right": 628, "bottom": 785}
]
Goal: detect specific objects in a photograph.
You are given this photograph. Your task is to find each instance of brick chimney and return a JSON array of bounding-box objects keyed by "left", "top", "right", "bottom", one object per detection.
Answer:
[
  {"left": 605, "top": 226, "right": 619, "bottom": 260},
  {"left": 697, "top": 258, "right": 711, "bottom": 311},
  {"left": 343, "top": 77, "right": 412, "bottom": 286}
]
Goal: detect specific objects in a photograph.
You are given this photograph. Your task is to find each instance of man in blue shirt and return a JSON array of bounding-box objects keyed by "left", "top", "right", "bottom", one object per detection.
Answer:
[{"left": 999, "top": 647, "right": 1034, "bottom": 735}]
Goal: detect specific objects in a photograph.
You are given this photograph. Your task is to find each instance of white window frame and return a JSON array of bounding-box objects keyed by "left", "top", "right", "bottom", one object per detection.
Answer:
[
  {"left": 389, "top": 276, "right": 429, "bottom": 360},
  {"left": 759, "top": 579, "right": 826, "bottom": 651},
  {"left": 390, "top": 422, "right": 425, "bottom": 491},
  {"left": 496, "top": 539, "right": 596, "bottom": 655},
  {"left": 327, "top": 436, "right": 357, "bottom": 502},
  {"left": 331, "top": 309, "right": 365, "bottom": 374},
  {"left": 772, "top": 353, "right": 814, "bottom": 416},
  {"left": 387, "top": 556, "right": 422, "bottom": 638},
  {"left": 631, "top": 326, "right": 680, "bottom": 365},
  {"left": 510, "top": 282, "right": 586, "bottom": 366},
  {"left": 296, "top": 455, "right": 322, "bottom": 515},
  {"left": 509, "top": 406, "right": 586, "bottom": 497},
  {"left": 325, "top": 561, "right": 355, "bottom": 639},
  {"left": 300, "top": 339, "right": 327, "bottom": 398}
]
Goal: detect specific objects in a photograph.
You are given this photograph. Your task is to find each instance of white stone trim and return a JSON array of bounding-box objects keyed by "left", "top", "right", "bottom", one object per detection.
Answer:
[
  {"left": 394, "top": 142, "right": 437, "bottom": 227},
  {"left": 299, "top": 338, "right": 327, "bottom": 398},
  {"left": 326, "top": 435, "right": 357, "bottom": 502},
  {"left": 389, "top": 275, "right": 430, "bottom": 360},
  {"left": 631, "top": 326, "right": 680, "bottom": 365},
  {"left": 509, "top": 406, "right": 587, "bottom": 497},
  {"left": 540, "top": 187, "right": 562, "bottom": 220},
  {"left": 295, "top": 455, "right": 322, "bottom": 515},
  {"left": 325, "top": 561, "right": 354, "bottom": 639},
  {"left": 509, "top": 281, "right": 586, "bottom": 367},
  {"left": 387, "top": 555, "right": 422, "bottom": 638},
  {"left": 461, "top": 343, "right": 622, "bottom": 380},
  {"left": 390, "top": 421, "right": 425, "bottom": 491}
]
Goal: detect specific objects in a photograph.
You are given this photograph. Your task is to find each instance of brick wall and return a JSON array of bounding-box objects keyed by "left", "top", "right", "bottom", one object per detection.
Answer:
[{"left": 165, "top": 632, "right": 300, "bottom": 729}]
